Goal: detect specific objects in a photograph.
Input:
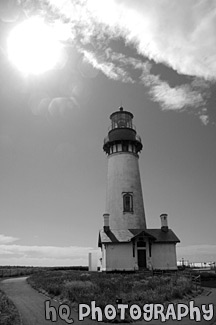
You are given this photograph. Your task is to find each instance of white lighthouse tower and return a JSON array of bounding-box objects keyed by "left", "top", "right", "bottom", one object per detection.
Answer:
[
  {"left": 103, "top": 106, "right": 146, "bottom": 230},
  {"left": 98, "top": 107, "right": 180, "bottom": 271}
]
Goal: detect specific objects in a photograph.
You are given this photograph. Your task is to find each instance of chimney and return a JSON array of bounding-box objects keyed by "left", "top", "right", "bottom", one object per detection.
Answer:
[
  {"left": 160, "top": 213, "right": 168, "bottom": 232},
  {"left": 103, "top": 213, "right": 110, "bottom": 232}
]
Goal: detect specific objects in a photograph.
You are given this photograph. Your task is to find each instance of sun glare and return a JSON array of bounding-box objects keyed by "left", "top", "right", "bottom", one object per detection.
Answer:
[{"left": 7, "top": 17, "right": 63, "bottom": 75}]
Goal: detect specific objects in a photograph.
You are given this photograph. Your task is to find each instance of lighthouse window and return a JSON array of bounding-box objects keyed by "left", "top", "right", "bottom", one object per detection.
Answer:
[{"left": 123, "top": 193, "right": 133, "bottom": 212}]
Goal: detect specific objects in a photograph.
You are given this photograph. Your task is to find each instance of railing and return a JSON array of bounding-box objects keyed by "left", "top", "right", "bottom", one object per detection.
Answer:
[
  {"left": 104, "top": 134, "right": 142, "bottom": 145},
  {"left": 191, "top": 274, "right": 201, "bottom": 290}
]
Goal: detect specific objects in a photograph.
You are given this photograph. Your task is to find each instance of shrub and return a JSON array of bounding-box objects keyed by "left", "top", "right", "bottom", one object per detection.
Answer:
[
  {"left": 0, "top": 290, "right": 20, "bottom": 325},
  {"left": 28, "top": 270, "right": 193, "bottom": 322}
]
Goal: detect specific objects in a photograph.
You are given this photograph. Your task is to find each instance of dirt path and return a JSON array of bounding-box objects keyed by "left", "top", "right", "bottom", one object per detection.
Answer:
[
  {"left": 0, "top": 277, "right": 98, "bottom": 325},
  {"left": 0, "top": 277, "right": 70, "bottom": 324}
]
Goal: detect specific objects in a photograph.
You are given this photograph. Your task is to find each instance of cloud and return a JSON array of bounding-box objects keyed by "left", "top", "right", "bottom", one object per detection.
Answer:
[
  {"left": 82, "top": 49, "right": 209, "bottom": 123},
  {"left": 45, "top": 0, "right": 216, "bottom": 80},
  {"left": 147, "top": 80, "right": 206, "bottom": 111},
  {"left": 177, "top": 244, "right": 216, "bottom": 263},
  {"left": 81, "top": 50, "right": 135, "bottom": 83},
  {"left": 0, "top": 244, "right": 92, "bottom": 258},
  {"left": 0, "top": 244, "right": 96, "bottom": 266},
  {"left": 199, "top": 114, "right": 209, "bottom": 126},
  {"left": 19, "top": 0, "right": 216, "bottom": 123},
  {"left": 0, "top": 234, "right": 19, "bottom": 244}
]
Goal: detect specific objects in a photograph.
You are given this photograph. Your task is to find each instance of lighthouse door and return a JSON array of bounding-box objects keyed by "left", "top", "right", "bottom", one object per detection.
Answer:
[
  {"left": 137, "top": 238, "right": 147, "bottom": 268},
  {"left": 137, "top": 250, "right": 146, "bottom": 268}
]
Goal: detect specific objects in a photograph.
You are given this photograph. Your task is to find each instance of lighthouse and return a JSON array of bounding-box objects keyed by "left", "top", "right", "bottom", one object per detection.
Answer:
[
  {"left": 103, "top": 106, "right": 146, "bottom": 230},
  {"left": 98, "top": 107, "right": 180, "bottom": 271}
]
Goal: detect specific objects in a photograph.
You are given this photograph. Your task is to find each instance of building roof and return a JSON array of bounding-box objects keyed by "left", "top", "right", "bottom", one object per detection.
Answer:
[
  {"left": 145, "top": 229, "right": 180, "bottom": 243},
  {"left": 99, "top": 229, "right": 134, "bottom": 245},
  {"left": 98, "top": 228, "right": 180, "bottom": 247},
  {"left": 130, "top": 228, "right": 180, "bottom": 243}
]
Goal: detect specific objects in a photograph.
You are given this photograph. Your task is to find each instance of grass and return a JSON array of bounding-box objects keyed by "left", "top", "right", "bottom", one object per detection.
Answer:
[
  {"left": 0, "top": 267, "right": 34, "bottom": 278},
  {"left": 28, "top": 270, "right": 195, "bottom": 322},
  {"left": 0, "top": 265, "right": 88, "bottom": 278},
  {"left": 0, "top": 289, "right": 21, "bottom": 325}
]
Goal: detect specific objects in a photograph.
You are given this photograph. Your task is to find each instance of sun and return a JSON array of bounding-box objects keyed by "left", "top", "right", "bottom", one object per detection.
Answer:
[{"left": 7, "top": 17, "right": 63, "bottom": 75}]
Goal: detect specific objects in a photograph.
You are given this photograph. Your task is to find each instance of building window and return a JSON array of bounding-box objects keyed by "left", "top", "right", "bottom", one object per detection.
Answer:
[
  {"left": 137, "top": 240, "right": 146, "bottom": 247},
  {"left": 123, "top": 193, "right": 133, "bottom": 212}
]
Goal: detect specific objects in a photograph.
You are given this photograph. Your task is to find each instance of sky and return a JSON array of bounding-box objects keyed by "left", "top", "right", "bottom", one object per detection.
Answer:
[{"left": 0, "top": 0, "right": 215, "bottom": 266}]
